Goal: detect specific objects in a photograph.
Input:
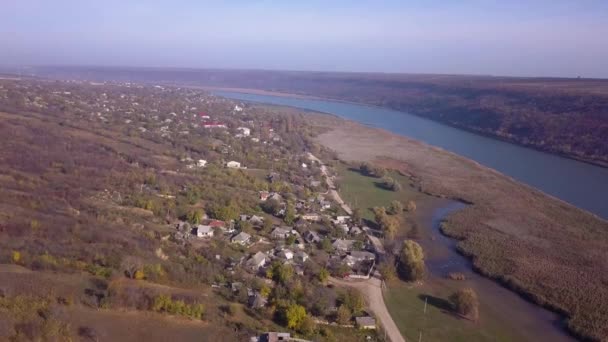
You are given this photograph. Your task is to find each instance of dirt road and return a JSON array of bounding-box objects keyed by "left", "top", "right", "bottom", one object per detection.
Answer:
[
  {"left": 307, "top": 152, "right": 352, "bottom": 215},
  {"left": 330, "top": 277, "right": 405, "bottom": 342}
]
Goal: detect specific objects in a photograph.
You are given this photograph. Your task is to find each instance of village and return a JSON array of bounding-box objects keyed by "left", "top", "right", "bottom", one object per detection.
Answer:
[{"left": 0, "top": 78, "right": 385, "bottom": 341}]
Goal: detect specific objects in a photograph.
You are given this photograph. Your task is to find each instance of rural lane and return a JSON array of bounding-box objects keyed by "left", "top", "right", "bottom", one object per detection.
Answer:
[
  {"left": 307, "top": 152, "right": 352, "bottom": 215},
  {"left": 330, "top": 277, "right": 405, "bottom": 342}
]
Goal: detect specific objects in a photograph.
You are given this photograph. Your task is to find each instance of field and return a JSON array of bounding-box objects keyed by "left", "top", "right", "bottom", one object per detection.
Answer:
[
  {"left": 384, "top": 280, "right": 524, "bottom": 342},
  {"left": 336, "top": 163, "right": 423, "bottom": 221},
  {"left": 313, "top": 114, "right": 608, "bottom": 341}
]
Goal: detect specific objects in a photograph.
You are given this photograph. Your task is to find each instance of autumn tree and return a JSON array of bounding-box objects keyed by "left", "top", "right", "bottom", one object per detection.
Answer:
[
  {"left": 336, "top": 305, "right": 352, "bottom": 325},
  {"left": 283, "top": 304, "right": 308, "bottom": 330},
  {"left": 388, "top": 200, "right": 403, "bottom": 215},
  {"left": 449, "top": 288, "right": 479, "bottom": 321},
  {"left": 398, "top": 240, "right": 425, "bottom": 281}
]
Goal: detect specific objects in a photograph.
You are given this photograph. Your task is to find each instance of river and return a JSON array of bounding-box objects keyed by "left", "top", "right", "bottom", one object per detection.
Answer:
[{"left": 214, "top": 91, "right": 608, "bottom": 220}]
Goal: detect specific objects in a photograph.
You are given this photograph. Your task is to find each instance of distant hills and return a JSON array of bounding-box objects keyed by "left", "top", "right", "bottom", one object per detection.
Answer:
[{"left": 29, "top": 66, "right": 608, "bottom": 167}]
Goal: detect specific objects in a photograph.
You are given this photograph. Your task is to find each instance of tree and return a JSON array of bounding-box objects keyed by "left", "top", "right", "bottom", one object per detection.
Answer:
[
  {"left": 320, "top": 237, "right": 333, "bottom": 253},
  {"left": 374, "top": 206, "right": 398, "bottom": 239},
  {"left": 317, "top": 268, "right": 329, "bottom": 284},
  {"left": 449, "top": 288, "right": 479, "bottom": 321},
  {"left": 284, "top": 202, "right": 296, "bottom": 225},
  {"left": 406, "top": 200, "right": 417, "bottom": 212},
  {"left": 378, "top": 261, "right": 397, "bottom": 281},
  {"left": 262, "top": 198, "right": 281, "bottom": 215},
  {"left": 398, "top": 240, "right": 425, "bottom": 281},
  {"left": 381, "top": 176, "right": 401, "bottom": 192},
  {"left": 121, "top": 256, "right": 143, "bottom": 279},
  {"left": 187, "top": 209, "right": 204, "bottom": 224},
  {"left": 284, "top": 304, "right": 307, "bottom": 330},
  {"left": 388, "top": 200, "right": 403, "bottom": 215},
  {"left": 340, "top": 288, "right": 365, "bottom": 316},
  {"left": 352, "top": 207, "right": 363, "bottom": 226},
  {"left": 335, "top": 305, "right": 352, "bottom": 325}
]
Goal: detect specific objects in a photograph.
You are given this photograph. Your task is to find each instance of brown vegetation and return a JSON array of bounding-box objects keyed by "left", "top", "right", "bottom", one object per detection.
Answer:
[{"left": 313, "top": 115, "right": 608, "bottom": 341}]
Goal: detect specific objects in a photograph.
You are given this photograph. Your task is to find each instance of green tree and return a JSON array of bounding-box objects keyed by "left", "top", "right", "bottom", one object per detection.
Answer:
[
  {"left": 284, "top": 304, "right": 307, "bottom": 330},
  {"left": 317, "top": 268, "right": 329, "bottom": 284},
  {"left": 320, "top": 237, "right": 333, "bottom": 253},
  {"left": 284, "top": 202, "right": 296, "bottom": 225},
  {"left": 398, "top": 240, "right": 425, "bottom": 281},
  {"left": 449, "top": 288, "right": 479, "bottom": 321}
]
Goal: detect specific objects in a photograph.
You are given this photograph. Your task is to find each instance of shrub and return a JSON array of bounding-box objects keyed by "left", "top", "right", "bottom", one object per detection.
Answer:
[{"left": 449, "top": 288, "right": 479, "bottom": 321}]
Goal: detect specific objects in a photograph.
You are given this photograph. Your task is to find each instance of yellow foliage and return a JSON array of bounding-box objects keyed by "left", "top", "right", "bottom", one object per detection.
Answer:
[
  {"left": 12, "top": 250, "right": 21, "bottom": 263},
  {"left": 134, "top": 270, "right": 145, "bottom": 280}
]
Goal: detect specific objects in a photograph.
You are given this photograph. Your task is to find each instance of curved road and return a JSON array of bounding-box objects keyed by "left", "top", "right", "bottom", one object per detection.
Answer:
[
  {"left": 330, "top": 277, "right": 405, "bottom": 342},
  {"left": 310, "top": 152, "right": 403, "bottom": 342}
]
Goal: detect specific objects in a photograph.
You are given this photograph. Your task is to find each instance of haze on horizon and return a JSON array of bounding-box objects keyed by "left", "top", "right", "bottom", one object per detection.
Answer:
[{"left": 2, "top": 0, "right": 608, "bottom": 78}]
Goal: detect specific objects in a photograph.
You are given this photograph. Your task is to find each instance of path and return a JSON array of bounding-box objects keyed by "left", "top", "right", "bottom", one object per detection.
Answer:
[
  {"left": 330, "top": 277, "right": 405, "bottom": 342},
  {"left": 307, "top": 152, "right": 352, "bottom": 215}
]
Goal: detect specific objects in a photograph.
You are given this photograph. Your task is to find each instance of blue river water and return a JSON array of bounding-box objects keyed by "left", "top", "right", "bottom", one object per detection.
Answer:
[{"left": 215, "top": 91, "right": 608, "bottom": 220}]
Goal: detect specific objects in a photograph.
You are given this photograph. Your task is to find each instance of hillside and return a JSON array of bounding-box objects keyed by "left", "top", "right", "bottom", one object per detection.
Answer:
[
  {"left": 0, "top": 78, "right": 381, "bottom": 341},
  {"left": 28, "top": 66, "right": 608, "bottom": 167}
]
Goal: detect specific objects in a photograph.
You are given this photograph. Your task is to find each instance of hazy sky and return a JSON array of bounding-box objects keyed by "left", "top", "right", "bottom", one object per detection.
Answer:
[{"left": 2, "top": 0, "right": 608, "bottom": 77}]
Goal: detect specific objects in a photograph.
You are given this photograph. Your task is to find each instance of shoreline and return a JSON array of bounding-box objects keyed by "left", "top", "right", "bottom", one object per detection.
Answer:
[{"left": 207, "top": 86, "right": 608, "bottom": 169}]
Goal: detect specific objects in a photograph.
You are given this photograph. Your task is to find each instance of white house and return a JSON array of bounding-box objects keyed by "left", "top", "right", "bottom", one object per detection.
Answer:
[
  {"left": 226, "top": 161, "right": 241, "bottom": 169},
  {"left": 277, "top": 249, "right": 294, "bottom": 260},
  {"left": 237, "top": 127, "right": 251, "bottom": 136},
  {"left": 197, "top": 159, "right": 207, "bottom": 168},
  {"left": 196, "top": 225, "right": 214, "bottom": 238}
]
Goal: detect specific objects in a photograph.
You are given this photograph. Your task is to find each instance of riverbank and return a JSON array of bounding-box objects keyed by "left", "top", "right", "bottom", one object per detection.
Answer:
[
  {"left": 209, "top": 86, "right": 608, "bottom": 169},
  {"left": 306, "top": 113, "right": 608, "bottom": 341}
]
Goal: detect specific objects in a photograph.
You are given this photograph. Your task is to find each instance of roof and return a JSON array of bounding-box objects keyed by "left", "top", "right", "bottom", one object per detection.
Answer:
[
  {"left": 271, "top": 227, "right": 291, "bottom": 235},
  {"left": 232, "top": 232, "right": 251, "bottom": 242},
  {"left": 197, "top": 225, "right": 213, "bottom": 233},
  {"left": 332, "top": 239, "right": 355, "bottom": 250},
  {"left": 208, "top": 220, "right": 225, "bottom": 228},
  {"left": 355, "top": 316, "right": 376, "bottom": 327},
  {"left": 350, "top": 251, "right": 375, "bottom": 260},
  {"left": 247, "top": 252, "right": 267, "bottom": 266}
]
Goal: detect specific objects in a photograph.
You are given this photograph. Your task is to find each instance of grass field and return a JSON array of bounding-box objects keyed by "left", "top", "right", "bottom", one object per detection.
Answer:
[
  {"left": 336, "top": 163, "right": 424, "bottom": 221},
  {"left": 384, "top": 280, "right": 525, "bottom": 342}
]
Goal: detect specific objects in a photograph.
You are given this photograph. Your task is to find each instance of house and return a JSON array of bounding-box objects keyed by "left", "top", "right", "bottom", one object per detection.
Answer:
[
  {"left": 248, "top": 292, "right": 267, "bottom": 309},
  {"left": 277, "top": 249, "right": 294, "bottom": 260},
  {"left": 226, "top": 161, "right": 241, "bottom": 168},
  {"left": 343, "top": 255, "right": 357, "bottom": 267},
  {"left": 259, "top": 191, "right": 270, "bottom": 201},
  {"left": 231, "top": 232, "right": 251, "bottom": 245},
  {"left": 195, "top": 225, "right": 214, "bottom": 238},
  {"left": 249, "top": 215, "right": 264, "bottom": 226},
  {"left": 355, "top": 316, "right": 376, "bottom": 329},
  {"left": 302, "top": 230, "right": 321, "bottom": 243},
  {"left": 338, "top": 223, "right": 350, "bottom": 234},
  {"left": 350, "top": 250, "right": 375, "bottom": 262},
  {"left": 197, "top": 159, "right": 207, "bottom": 167},
  {"left": 295, "top": 251, "right": 309, "bottom": 263},
  {"left": 208, "top": 220, "right": 226, "bottom": 229},
  {"left": 246, "top": 251, "right": 267, "bottom": 270},
  {"left": 320, "top": 201, "right": 332, "bottom": 210},
  {"left": 203, "top": 122, "right": 227, "bottom": 128},
  {"left": 310, "top": 180, "right": 321, "bottom": 187},
  {"left": 350, "top": 226, "right": 363, "bottom": 235},
  {"left": 260, "top": 332, "right": 291, "bottom": 342},
  {"left": 268, "top": 192, "right": 282, "bottom": 202},
  {"left": 237, "top": 127, "right": 251, "bottom": 136},
  {"left": 301, "top": 213, "right": 321, "bottom": 222},
  {"left": 335, "top": 215, "right": 350, "bottom": 223},
  {"left": 271, "top": 227, "right": 291, "bottom": 239},
  {"left": 332, "top": 239, "right": 355, "bottom": 252}
]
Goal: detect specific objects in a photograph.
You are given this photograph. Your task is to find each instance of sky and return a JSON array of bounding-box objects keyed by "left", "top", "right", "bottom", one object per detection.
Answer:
[{"left": 2, "top": 0, "right": 608, "bottom": 78}]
